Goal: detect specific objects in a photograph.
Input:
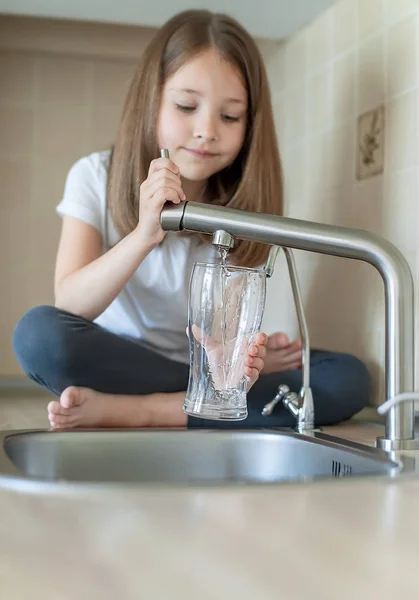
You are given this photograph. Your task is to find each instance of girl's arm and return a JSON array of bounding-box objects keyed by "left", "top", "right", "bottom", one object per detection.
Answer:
[
  {"left": 55, "top": 156, "right": 184, "bottom": 321},
  {"left": 54, "top": 158, "right": 185, "bottom": 321},
  {"left": 54, "top": 215, "right": 153, "bottom": 321}
]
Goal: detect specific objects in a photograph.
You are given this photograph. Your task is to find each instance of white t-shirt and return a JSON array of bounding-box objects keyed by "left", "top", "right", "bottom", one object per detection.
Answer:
[{"left": 56, "top": 150, "right": 217, "bottom": 364}]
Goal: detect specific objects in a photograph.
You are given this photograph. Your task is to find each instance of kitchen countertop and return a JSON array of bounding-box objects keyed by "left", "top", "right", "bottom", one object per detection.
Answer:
[{"left": 1, "top": 421, "right": 419, "bottom": 600}]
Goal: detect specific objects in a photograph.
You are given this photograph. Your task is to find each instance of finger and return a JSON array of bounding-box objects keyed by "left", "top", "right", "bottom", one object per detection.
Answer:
[
  {"left": 255, "top": 332, "right": 268, "bottom": 346},
  {"left": 257, "top": 345, "right": 267, "bottom": 359},
  {"left": 279, "top": 359, "right": 302, "bottom": 372},
  {"left": 270, "top": 346, "right": 302, "bottom": 361},
  {"left": 148, "top": 158, "right": 180, "bottom": 177},
  {"left": 287, "top": 361, "right": 302, "bottom": 371},
  {"left": 248, "top": 344, "right": 259, "bottom": 357},
  {"left": 277, "top": 360, "right": 302, "bottom": 372},
  {"left": 147, "top": 169, "right": 183, "bottom": 189},
  {"left": 150, "top": 187, "right": 184, "bottom": 206},
  {"left": 248, "top": 343, "right": 267, "bottom": 360},
  {"left": 245, "top": 356, "right": 264, "bottom": 373},
  {"left": 191, "top": 324, "right": 217, "bottom": 350},
  {"left": 244, "top": 365, "right": 260, "bottom": 382},
  {"left": 287, "top": 339, "right": 303, "bottom": 352},
  {"left": 273, "top": 355, "right": 302, "bottom": 371},
  {"left": 280, "top": 349, "right": 303, "bottom": 364},
  {"left": 266, "top": 332, "right": 289, "bottom": 350},
  {"left": 146, "top": 177, "right": 185, "bottom": 202}
]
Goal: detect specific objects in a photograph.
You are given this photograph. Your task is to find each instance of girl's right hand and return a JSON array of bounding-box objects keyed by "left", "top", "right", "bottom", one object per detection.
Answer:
[
  {"left": 135, "top": 157, "right": 186, "bottom": 248},
  {"left": 262, "top": 333, "right": 303, "bottom": 374}
]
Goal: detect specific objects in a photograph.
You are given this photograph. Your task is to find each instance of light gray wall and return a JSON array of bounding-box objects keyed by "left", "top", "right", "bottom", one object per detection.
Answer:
[{"left": 0, "top": 0, "right": 339, "bottom": 39}]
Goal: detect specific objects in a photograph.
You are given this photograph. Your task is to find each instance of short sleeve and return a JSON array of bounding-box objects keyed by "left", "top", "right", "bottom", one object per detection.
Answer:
[{"left": 56, "top": 155, "right": 104, "bottom": 233}]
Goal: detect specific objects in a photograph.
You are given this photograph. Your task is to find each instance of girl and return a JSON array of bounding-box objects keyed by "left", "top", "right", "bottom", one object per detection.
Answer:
[{"left": 13, "top": 10, "right": 370, "bottom": 430}]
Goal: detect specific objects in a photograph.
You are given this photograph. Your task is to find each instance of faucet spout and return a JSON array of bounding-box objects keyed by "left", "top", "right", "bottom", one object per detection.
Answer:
[{"left": 161, "top": 201, "right": 415, "bottom": 450}]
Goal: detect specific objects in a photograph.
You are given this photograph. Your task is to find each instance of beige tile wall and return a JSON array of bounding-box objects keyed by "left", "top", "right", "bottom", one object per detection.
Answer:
[
  {"left": 0, "top": 16, "right": 155, "bottom": 376},
  {"left": 263, "top": 0, "right": 419, "bottom": 403}
]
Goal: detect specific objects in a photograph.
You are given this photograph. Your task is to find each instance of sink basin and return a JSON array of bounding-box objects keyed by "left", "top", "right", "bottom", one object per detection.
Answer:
[{"left": 0, "top": 428, "right": 404, "bottom": 489}]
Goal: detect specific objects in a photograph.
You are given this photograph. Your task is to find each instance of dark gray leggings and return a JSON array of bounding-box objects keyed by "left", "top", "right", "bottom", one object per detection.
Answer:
[{"left": 12, "top": 305, "right": 371, "bottom": 428}]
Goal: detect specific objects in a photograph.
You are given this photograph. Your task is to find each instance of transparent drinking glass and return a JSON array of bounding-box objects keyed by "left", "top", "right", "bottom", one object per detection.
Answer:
[{"left": 183, "top": 262, "right": 266, "bottom": 421}]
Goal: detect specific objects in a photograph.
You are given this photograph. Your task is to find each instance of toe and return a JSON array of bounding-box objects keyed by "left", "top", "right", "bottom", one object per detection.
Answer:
[
  {"left": 50, "top": 421, "right": 77, "bottom": 430},
  {"left": 49, "top": 415, "right": 79, "bottom": 430},
  {"left": 60, "top": 386, "right": 83, "bottom": 409},
  {"left": 47, "top": 400, "right": 74, "bottom": 416},
  {"left": 47, "top": 400, "right": 62, "bottom": 415},
  {"left": 49, "top": 413, "right": 78, "bottom": 426}
]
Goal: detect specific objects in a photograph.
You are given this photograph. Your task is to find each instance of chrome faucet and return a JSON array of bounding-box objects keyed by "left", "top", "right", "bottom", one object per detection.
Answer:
[{"left": 161, "top": 200, "right": 415, "bottom": 451}]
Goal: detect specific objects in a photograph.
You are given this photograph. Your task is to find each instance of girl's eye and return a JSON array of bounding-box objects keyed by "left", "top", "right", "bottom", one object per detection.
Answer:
[
  {"left": 175, "top": 104, "right": 195, "bottom": 112},
  {"left": 175, "top": 104, "right": 241, "bottom": 123},
  {"left": 222, "top": 115, "right": 241, "bottom": 123}
]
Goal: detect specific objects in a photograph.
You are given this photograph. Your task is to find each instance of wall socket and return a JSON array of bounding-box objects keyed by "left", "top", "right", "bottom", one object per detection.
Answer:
[{"left": 356, "top": 105, "right": 385, "bottom": 180}]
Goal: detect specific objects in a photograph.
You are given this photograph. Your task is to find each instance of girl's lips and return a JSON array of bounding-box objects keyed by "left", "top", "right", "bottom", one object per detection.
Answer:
[{"left": 184, "top": 148, "right": 217, "bottom": 158}]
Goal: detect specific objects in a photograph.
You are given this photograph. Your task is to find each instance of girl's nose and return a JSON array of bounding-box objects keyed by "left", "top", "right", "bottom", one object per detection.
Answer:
[{"left": 193, "top": 113, "right": 218, "bottom": 142}]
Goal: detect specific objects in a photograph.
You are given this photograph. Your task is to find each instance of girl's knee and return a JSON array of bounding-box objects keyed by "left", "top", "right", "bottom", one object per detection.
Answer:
[
  {"left": 14, "top": 306, "right": 53, "bottom": 353},
  {"left": 13, "top": 305, "right": 68, "bottom": 376},
  {"left": 312, "top": 351, "right": 371, "bottom": 425},
  {"left": 333, "top": 352, "right": 371, "bottom": 402}
]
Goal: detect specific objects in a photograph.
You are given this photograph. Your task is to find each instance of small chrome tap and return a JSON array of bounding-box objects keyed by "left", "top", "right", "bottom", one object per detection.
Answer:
[
  {"left": 261, "top": 246, "right": 316, "bottom": 432},
  {"left": 261, "top": 384, "right": 296, "bottom": 416}
]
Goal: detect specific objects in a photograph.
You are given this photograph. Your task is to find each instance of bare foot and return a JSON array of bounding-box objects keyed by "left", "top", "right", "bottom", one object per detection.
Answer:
[
  {"left": 47, "top": 386, "right": 187, "bottom": 430},
  {"left": 48, "top": 387, "right": 117, "bottom": 429}
]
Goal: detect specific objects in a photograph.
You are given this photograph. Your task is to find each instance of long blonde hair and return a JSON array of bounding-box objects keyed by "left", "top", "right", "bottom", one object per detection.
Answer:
[{"left": 107, "top": 9, "right": 283, "bottom": 267}]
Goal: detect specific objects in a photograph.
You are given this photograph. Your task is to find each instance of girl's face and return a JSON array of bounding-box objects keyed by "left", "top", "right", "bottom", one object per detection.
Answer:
[{"left": 157, "top": 48, "right": 248, "bottom": 192}]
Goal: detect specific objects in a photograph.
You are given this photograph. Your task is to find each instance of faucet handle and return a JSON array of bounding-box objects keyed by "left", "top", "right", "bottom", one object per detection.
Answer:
[{"left": 261, "top": 384, "right": 290, "bottom": 416}]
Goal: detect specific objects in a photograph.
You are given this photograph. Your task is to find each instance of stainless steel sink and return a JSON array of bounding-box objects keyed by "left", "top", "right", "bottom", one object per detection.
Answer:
[{"left": 0, "top": 428, "right": 405, "bottom": 489}]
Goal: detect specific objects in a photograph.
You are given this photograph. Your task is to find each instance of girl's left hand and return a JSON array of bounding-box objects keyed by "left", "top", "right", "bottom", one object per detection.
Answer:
[
  {"left": 244, "top": 332, "right": 268, "bottom": 391},
  {"left": 186, "top": 328, "right": 268, "bottom": 391}
]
